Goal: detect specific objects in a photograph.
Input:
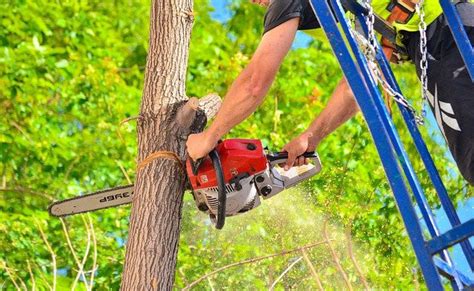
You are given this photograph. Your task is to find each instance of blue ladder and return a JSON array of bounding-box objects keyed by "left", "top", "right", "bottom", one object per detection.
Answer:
[{"left": 308, "top": 0, "right": 474, "bottom": 289}]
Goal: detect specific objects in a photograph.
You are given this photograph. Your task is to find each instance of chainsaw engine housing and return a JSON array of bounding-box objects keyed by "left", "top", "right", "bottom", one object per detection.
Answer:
[{"left": 187, "top": 139, "right": 267, "bottom": 216}]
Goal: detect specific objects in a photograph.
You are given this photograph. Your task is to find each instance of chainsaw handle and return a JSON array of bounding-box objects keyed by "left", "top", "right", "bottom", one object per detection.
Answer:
[
  {"left": 208, "top": 150, "right": 226, "bottom": 230},
  {"left": 267, "top": 151, "right": 319, "bottom": 166}
]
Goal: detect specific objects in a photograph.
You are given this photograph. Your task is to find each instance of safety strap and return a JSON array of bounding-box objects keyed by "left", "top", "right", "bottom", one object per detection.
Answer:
[{"left": 382, "top": 0, "right": 418, "bottom": 62}]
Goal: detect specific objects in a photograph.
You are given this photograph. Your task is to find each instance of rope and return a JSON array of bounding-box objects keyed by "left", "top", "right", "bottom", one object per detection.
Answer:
[{"left": 136, "top": 151, "right": 185, "bottom": 174}]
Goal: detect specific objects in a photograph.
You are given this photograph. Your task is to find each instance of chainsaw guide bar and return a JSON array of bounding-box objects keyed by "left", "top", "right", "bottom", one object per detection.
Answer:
[{"left": 48, "top": 184, "right": 134, "bottom": 217}]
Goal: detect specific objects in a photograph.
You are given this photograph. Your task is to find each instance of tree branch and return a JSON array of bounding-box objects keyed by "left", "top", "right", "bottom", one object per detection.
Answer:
[
  {"left": 31, "top": 261, "right": 52, "bottom": 290},
  {"left": 36, "top": 220, "right": 57, "bottom": 291},
  {"left": 301, "top": 249, "right": 324, "bottom": 290},
  {"left": 176, "top": 97, "right": 199, "bottom": 129},
  {"left": 116, "top": 160, "right": 132, "bottom": 184},
  {"left": 59, "top": 219, "right": 90, "bottom": 290},
  {"left": 198, "top": 93, "right": 221, "bottom": 120},
  {"left": 0, "top": 186, "right": 53, "bottom": 201},
  {"left": 71, "top": 216, "right": 92, "bottom": 291},
  {"left": 88, "top": 214, "right": 98, "bottom": 289},
  {"left": 27, "top": 260, "right": 36, "bottom": 291},
  {"left": 0, "top": 260, "right": 21, "bottom": 290},
  {"left": 182, "top": 240, "right": 331, "bottom": 290},
  {"left": 323, "top": 220, "right": 353, "bottom": 291},
  {"left": 269, "top": 257, "right": 303, "bottom": 290},
  {"left": 345, "top": 227, "right": 370, "bottom": 290}
]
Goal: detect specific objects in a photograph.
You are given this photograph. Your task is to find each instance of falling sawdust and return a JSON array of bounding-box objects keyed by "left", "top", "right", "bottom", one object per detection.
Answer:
[{"left": 179, "top": 186, "right": 373, "bottom": 289}]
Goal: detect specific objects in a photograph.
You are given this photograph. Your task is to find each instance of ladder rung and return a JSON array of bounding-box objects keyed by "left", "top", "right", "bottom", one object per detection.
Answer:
[
  {"left": 427, "top": 218, "right": 474, "bottom": 255},
  {"left": 434, "top": 257, "right": 474, "bottom": 287}
]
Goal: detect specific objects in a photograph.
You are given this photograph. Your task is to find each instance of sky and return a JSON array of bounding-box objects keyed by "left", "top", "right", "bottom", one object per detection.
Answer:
[{"left": 208, "top": 0, "right": 474, "bottom": 283}]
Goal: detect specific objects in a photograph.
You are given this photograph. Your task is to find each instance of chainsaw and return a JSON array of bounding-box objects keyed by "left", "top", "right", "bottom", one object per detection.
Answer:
[{"left": 48, "top": 139, "right": 322, "bottom": 229}]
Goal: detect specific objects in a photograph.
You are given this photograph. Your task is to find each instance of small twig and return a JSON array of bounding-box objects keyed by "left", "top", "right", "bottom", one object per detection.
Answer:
[
  {"left": 206, "top": 277, "right": 215, "bottom": 291},
  {"left": 120, "top": 116, "right": 139, "bottom": 126},
  {"left": 301, "top": 249, "right": 324, "bottom": 291},
  {"left": 27, "top": 260, "right": 36, "bottom": 291},
  {"left": 323, "top": 220, "right": 353, "bottom": 291},
  {"left": 72, "top": 216, "right": 92, "bottom": 291},
  {"left": 32, "top": 261, "right": 52, "bottom": 290},
  {"left": 345, "top": 227, "right": 370, "bottom": 290},
  {"left": 413, "top": 268, "right": 420, "bottom": 291},
  {"left": 36, "top": 220, "right": 57, "bottom": 291},
  {"left": 0, "top": 187, "right": 53, "bottom": 201},
  {"left": 64, "top": 157, "right": 80, "bottom": 182},
  {"left": 10, "top": 121, "right": 33, "bottom": 144},
  {"left": 88, "top": 214, "right": 98, "bottom": 289},
  {"left": 117, "top": 116, "right": 139, "bottom": 143},
  {"left": 0, "top": 260, "right": 21, "bottom": 290},
  {"left": 269, "top": 257, "right": 303, "bottom": 290},
  {"left": 337, "top": 138, "right": 358, "bottom": 198},
  {"left": 178, "top": 268, "right": 189, "bottom": 286},
  {"left": 59, "top": 219, "right": 90, "bottom": 290},
  {"left": 116, "top": 160, "right": 132, "bottom": 184},
  {"left": 183, "top": 240, "right": 330, "bottom": 290},
  {"left": 18, "top": 271, "right": 27, "bottom": 290}
]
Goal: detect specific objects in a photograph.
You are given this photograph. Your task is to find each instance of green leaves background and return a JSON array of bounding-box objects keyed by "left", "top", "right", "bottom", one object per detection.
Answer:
[{"left": 1, "top": 0, "right": 471, "bottom": 289}]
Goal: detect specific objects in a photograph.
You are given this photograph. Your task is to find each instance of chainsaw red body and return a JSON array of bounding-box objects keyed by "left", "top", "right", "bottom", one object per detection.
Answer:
[{"left": 186, "top": 139, "right": 267, "bottom": 190}]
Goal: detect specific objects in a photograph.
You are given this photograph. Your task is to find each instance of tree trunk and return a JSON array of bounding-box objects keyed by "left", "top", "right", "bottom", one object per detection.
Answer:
[{"left": 120, "top": 0, "right": 220, "bottom": 289}]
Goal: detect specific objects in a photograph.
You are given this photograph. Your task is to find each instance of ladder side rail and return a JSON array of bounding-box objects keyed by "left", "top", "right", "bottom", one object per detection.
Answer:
[
  {"left": 439, "top": 0, "right": 474, "bottom": 81},
  {"left": 329, "top": 0, "right": 442, "bottom": 244},
  {"left": 367, "top": 17, "right": 474, "bottom": 269},
  {"left": 353, "top": 16, "right": 469, "bottom": 287},
  {"left": 309, "top": 1, "right": 444, "bottom": 289},
  {"left": 333, "top": 2, "right": 463, "bottom": 286}
]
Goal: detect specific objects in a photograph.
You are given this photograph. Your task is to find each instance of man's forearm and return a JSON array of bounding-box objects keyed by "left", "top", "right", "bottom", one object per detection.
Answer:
[
  {"left": 205, "top": 66, "right": 268, "bottom": 142},
  {"left": 306, "top": 78, "right": 359, "bottom": 146},
  {"left": 204, "top": 18, "right": 299, "bottom": 143}
]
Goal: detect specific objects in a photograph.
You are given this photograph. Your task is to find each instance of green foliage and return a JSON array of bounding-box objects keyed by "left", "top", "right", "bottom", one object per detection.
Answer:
[{"left": 1, "top": 0, "right": 472, "bottom": 290}]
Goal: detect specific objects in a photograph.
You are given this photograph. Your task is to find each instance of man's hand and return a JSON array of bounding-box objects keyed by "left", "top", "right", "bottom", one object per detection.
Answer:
[
  {"left": 186, "top": 131, "right": 218, "bottom": 161},
  {"left": 281, "top": 132, "right": 318, "bottom": 170},
  {"left": 251, "top": 0, "right": 270, "bottom": 7}
]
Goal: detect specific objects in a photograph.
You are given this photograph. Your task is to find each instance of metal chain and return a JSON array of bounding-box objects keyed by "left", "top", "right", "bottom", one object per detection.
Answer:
[
  {"left": 354, "top": 30, "right": 424, "bottom": 124},
  {"left": 358, "top": 0, "right": 424, "bottom": 124},
  {"left": 364, "top": 0, "right": 377, "bottom": 59},
  {"left": 416, "top": 0, "right": 429, "bottom": 118}
]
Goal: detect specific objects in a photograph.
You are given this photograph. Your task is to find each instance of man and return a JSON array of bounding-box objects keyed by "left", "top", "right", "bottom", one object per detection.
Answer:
[{"left": 186, "top": 0, "right": 474, "bottom": 185}]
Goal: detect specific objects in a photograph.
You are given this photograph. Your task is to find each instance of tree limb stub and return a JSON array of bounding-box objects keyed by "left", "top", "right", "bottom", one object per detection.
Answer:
[
  {"left": 198, "top": 93, "right": 222, "bottom": 120},
  {"left": 176, "top": 94, "right": 221, "bottom": 131}
]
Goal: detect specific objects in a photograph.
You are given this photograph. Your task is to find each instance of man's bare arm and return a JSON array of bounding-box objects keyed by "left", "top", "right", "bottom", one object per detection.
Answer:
[
  {"left": 187, "top": 18, "right": 300, "bottom": 160},
  {"left": 282, "top": 77, "right": 359, "bottom": 168}
]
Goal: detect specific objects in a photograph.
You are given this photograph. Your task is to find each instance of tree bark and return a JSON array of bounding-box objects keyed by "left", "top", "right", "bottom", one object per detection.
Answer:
[{"left": 120, "top": 0, "right": 220, "bottom": 289}]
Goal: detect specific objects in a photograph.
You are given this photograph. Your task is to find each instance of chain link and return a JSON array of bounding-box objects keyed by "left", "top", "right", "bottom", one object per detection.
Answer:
[
  {"left": 364, "top": 0, "right": 377, "bottom": 59},
  {"left": 416, "top": 0, "right": 429, "bottom": 118}
]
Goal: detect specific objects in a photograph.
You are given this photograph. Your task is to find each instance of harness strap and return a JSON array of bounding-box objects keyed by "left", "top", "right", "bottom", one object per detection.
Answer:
[{"left": 383, "top": 0, "right": 418, "bottom": 62}]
